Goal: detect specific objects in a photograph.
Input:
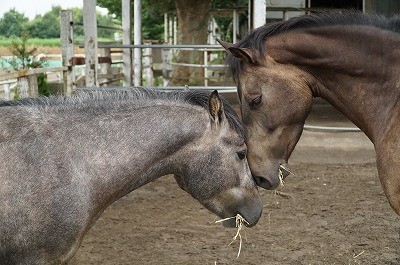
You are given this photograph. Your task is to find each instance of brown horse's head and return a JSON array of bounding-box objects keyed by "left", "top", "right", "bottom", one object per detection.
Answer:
[{"left": 218, "top": 39, "right": 314, "bottom": 190}]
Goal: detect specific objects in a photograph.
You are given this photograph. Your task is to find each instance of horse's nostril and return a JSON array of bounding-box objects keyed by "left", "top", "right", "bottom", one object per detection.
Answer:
[
  {"left": 253, "top": 175, "right": 280, "bottom": 190},
  {"left": 253, "top": 175, "right": 263, "bottom": 186}
]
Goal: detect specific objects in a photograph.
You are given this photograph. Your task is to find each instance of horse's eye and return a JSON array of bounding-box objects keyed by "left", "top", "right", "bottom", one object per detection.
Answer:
[
  {"left": 237, "top": 150, "right": 246, "bottom": 160},
  {"left": 249, "top": 95, "right": 262, "bottom": 109}
]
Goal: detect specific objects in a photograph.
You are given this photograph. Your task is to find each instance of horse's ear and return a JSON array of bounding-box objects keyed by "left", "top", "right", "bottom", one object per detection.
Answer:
[
  {"left": 209, "top": 90, "right": 224, "bottom": 126},
  {"left": 216, "top": 39, "right": 256, "bottom": 64},
  {"left": 228, "top": 47, "right": 256, "bottom": 64},
  {"left": 216, "top": 38, "right": 233, "bottom": 54}
]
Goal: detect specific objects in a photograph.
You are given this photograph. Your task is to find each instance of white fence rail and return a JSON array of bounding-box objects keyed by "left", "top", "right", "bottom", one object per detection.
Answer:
[
  {"left": 0, "top": 67, "right": 68, "bottom": 99},
  {"left": 97, "top": 43, "right": 231, "bottom": 88}
]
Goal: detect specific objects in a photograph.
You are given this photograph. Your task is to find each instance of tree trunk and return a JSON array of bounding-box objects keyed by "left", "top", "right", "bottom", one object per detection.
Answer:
[{"left": 171, "top": 0, "right": 211, "bottom": 85}]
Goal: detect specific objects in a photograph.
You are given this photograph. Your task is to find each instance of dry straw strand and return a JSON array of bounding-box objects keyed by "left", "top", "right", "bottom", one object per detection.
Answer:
[
  {"left": 278, "top": 166, "right": 285, "bottom": 186},
  {"left": 278, "top": 164, "right": 295, "bottom": 187},
  {"left": 215, "top": 214, "right": 249, "bottom": 258},
  {"left": 353, "top": 250, "right": 365, "bottom": 259}
]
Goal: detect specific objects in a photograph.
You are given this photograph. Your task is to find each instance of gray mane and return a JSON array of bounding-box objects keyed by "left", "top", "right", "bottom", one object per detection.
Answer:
[
  {"left": 228, "top": 11, "right": 400, "bottom": 80},
  {"left": 0, "top": 88, "right": 246, "bottom": 139}
]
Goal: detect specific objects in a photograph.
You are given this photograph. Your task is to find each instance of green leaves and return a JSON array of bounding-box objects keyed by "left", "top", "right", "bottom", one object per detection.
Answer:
[
  {"left": 5, "top": 32, "right": 45, "bottom": 70},
  {"left": 0, "top": 8, "right": 29, "bottom": 38},
  {"left": 0, "top": 6, "right": 117, "bottom": 40}
]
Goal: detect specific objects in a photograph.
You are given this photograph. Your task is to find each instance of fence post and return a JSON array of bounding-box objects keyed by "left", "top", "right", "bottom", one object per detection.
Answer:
[
  {"left": 204, "top": 50, "right": 208, "bottom": 87},
  {"left": 143, "top": 45, "right": 153, "bottom": 86},
  {"left": 18, "top": 75, "right": 38, "bottom": 98},
  {"left": 99, "top": 48, "right": 112, "bottom": 86},
  {"left": 122, "top": 0, "right": 132, "bottom": 86},
  {"left": 83, "top": 0, "right": 99, "bottom": 87},
  {"left": 60, "top": 10, "right": 75, "bottom": 94},
  {"left": 169, "top": 16, "right": 173, "bottom": 44},
  {"left": 173, "top": 17, "right": 177, "bottom": 45},
  {"left": 233, "top": 10, "right": 238, "bottom": 43},
  {"left": 164, "top": 14, "right": 168, "bottom": 43},
  {"left": 133, "top": 0, "right": 142, "bottom": 86},
  {"left": 162, "top": 48, "right": 172, "bottom": 86},
  {"left": 3, "top": 83, "right": 10, "bottom": 100},
  {"left": 252, "top": 0, "right": 267, "bottom": 29}
]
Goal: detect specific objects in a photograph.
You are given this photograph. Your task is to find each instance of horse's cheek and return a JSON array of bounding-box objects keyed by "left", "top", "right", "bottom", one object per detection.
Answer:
[{"left": 185, "top": 151, "right": 226, "bottom": 200}]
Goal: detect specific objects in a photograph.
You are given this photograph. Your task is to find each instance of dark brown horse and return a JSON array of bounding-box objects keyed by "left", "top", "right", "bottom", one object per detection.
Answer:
[{"left": 218, "top": 11, "right": 400, "bottom": 215}]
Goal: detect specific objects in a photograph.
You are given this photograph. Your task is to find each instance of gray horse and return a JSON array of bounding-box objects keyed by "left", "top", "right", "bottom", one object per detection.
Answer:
[{"left": 0, "top": 88, "right": 262, "bottom": 264}]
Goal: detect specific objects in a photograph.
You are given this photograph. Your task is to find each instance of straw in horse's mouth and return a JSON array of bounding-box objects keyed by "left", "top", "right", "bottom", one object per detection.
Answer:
[
  {"left": 278, "top": 164, "right": 294, "bottom": 187},
  {"left": 215, "top": 214, "right": 249, "bottom": 258}
]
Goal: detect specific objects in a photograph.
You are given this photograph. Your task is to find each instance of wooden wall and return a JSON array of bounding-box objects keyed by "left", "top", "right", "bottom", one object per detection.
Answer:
[{"left": 364, "top": 0, "right": 400, "bottom": 16}]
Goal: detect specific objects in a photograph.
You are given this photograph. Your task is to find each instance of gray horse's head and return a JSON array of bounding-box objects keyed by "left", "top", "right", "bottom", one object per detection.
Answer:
[{"left": 174, "top": 91, "right": 263, "bottom": 228}]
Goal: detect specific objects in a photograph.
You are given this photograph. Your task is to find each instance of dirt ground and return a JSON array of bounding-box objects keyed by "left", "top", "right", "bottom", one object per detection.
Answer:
[{"left": 70, "top": 99, "right": 400, "bottom": 265}]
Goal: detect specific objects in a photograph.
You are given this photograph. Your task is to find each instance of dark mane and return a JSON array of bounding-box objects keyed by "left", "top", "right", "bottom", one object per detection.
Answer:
[
  {"left": 0, "top": 88, "right": 246, "bottom": 139},
  {"left": 228, "top": 11, "right": 400, "bottom": 80}
]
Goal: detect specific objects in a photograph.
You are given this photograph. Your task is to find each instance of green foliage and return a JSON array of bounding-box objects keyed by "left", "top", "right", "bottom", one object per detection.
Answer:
[
  {"left": 70, "top": 7, "right": 117, "bottom": 39},
  {"left": 2, "top": 32, "right": 50, "bottom": 97},
  {"left": 211, "top": 0, "right": 247, "bottom": 9},
  {"left": 28, "top": 6, "right": 62, "bottom": 38},
  {"left": 0, "top": 37, "right": 114, "bottom": 47},
  {"left": 141, "top": 2, "right": 169, "bottom": 40},
  {"left": 211, "top": 0, "right": 248, "bottom": 42},
  {"left": 37, "top": 73, "right": 50, "bottom": 96},
  {"left": 97, "top": 0, "right": 175, "bottom": 19},
  {"left": 0, "top": 38, "right": 61, "bottom": 47},
  {"left": 97, "top": 0, "right": 175, "bottom": 40},
  {"left": 96, "top": 0, "right": 248, "bottom": 41},
  {"left": 97, "top": 0, "right": 123, "bottom": 18},
  {"left": 0, "top": 8, "right": 29, "bottom": 38},
  {"left": 5, "top": 32, "right": 47, "bottom": 70},
  {"left": 0, "top": 0, "right": 247, "bottom": 41},
  {"left": 0, "top": 6, "right": 118, "bottom": 39}
]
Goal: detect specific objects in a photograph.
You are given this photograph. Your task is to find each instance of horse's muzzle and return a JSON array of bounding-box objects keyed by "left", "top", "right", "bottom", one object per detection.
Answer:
[
  {"left": 220, "top": 197, "right": 263, "bottom": 228},
  {"left": 253, "top": 165, "right": 290, "bottom": 190},
  {"left": 253, "top": 175, "right": 280, "bottom": 189}
]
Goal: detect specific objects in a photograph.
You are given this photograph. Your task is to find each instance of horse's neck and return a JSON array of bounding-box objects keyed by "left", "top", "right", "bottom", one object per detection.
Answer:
[
  {"left": 268, "top": 26, "right": 400, "bottom": 214},
  {"left": 268, "top": 26, "right": 400, "bottom": 144},
  {"left": 64, "top": 103, "right": 208, "bottom": 210}
]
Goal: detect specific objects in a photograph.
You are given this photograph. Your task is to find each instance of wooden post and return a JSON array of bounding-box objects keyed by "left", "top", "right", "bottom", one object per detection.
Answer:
[
  {"left": 18, "top": 75, "right": 38, "bottom": 98},
  {"left": 173, "top": 16, "right": 177, "bottom": 46},
  {"left": 233, "top": 9, "right": 238, "bottom": 43},
  {"left": 60, "top": 10, "right": 75, "bottom": 94},
  {"left": 248, "top": 0, "right": 252, "bottom": 32},
  {"left": 204, "top": 50, "right": 208, "bottom": 87},
  {"left": 169, "top": 16, "right": 173, "bottom": 44},
  {"left": 99, "top": 48, "right": 112, "bottom": 86},
  {"left": 164, "top": 13, "right": 168, "bottom": 43},
  {"left": 3, "top": 83, "right": 10, "bottom": 100},
  {"left": 18, "top": 77, "right": 29, "bottom": 98},
  {"left": 122, "top": 0, "right": 132, "bottom": 86},
  {"left": 133, "top": 0, "right": 142, "bottom": 86},
  {"left": 252, "top": 0, "right": 266, "bottom": 29},
  {"left": 162, "top": 48, "right": 172, "bottom": 86},
  {"left": 143, "top": 45, "right": 153, "bottom": 86},
  {"left": 83, "top": 0, "right": 99, "bottom": 87},
  {"left": 283, "top": 10, "right": 289, "bottom": 21}
]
